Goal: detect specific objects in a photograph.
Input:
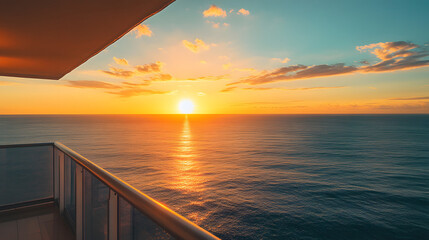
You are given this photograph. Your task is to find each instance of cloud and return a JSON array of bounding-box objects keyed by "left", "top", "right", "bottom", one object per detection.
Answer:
[
  {"left": 182, "top": 39, "right": 211, "bottom": 53},
  {"left": 222, "top": 86, "right": 344, "bottom": 92},
  {"left": 102, "top": 67, "right": 135, "bottom": 78},
  {"left": 0, "top": 81, "right": 19, "bottom": 86},
  {"left": 66, "top": 80, "right": 122, "bottom": 89},
  {"left": 231, "top": 41, "right": 429, "bottom": 85},
  {"left": 389, "top": 96, "right": 429, "bottom": 100},
  {"left": 220, "top": 86, "right": 237, "bottom": 92},
  {"left": 135, "top": 61, "right": 163, "bottom": 74},
  {"left": 223, "top": 23, "right": 230, "bottom": 27},
  {"left": 237, "top": 8, "right": 250, "bottom": 15},
  {"left": 150, "top": 73, "right": 173, "bottom": 81},
  {"left": 223, "top": 63, "right": 232, "bottom": 69},
  {"left": 203, "top": 5, "right": 227, "bottom": 18},
  {"left": 272, "top": 57, "right": 290, "bottom": 63},
  {"left": 187, "top": 74, "right": 228, "bottom": 81},
  {"left": 133, "top": 24, "right": 152, "bottom": 38},
  {"left": 200, "top": 60, "right": 207, "bottom": 64},
  {"left": 122, "top": 81, "right": 150, "bottom": 87},
  {"left": 197, "top": 92, "right": 206, "bottom": 96},
  {"left": 107, "top": 88, "right": 170, "bottom": 97},
  {"left": 113, "top": 57, "right": 128, "bottom": 65},
  {"left": 358, "top": 41, "right": 429, "bottom": 72}
]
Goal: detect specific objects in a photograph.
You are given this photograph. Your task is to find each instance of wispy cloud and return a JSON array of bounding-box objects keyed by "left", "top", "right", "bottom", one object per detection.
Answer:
[
  {"left": 237, "top": 8, "right": 250, "bottom": 16},
  {"left": 0, "top": 81, "right": 19, "bottom": 86},
  {"left": 182, "top": 39, "right": 211, "bottom": 53},
  {"left": 187, "top": 74, "right": 228, "bottom": 81},
  {"left": 113, "top": 57, "right": 128, "bottom": 66},
  {"left": 133, "top": 24, "right": 152, "bottom": 38},
  {"left": 102, "top": 67, "right": 135, "bottom": 78},
  {"left": 221, "top": 86, "right": 344, "bottom": 92},
  {"left": 389, "top": 96, "right": 429, "bottom": 100},
  {"left": 150, "top": 73, "right": 173, "bottom": 81},
  {"left": 231, "top": 41, "right": 429, "bottom": 85},
  {"left": 271, "top": 57, "right": 290, "bottom": 63},
  {"left": 203, "top": 5, "right": 227, "bottom": 18},
  {"left": 66, "top": 80, "right": 122, "bottom": 89},
  {"left": 107, "top": 89, "right": 170, "bottom": 97},
  {"left": 220, "top": 86, "right": 237, "bottom": 92}
]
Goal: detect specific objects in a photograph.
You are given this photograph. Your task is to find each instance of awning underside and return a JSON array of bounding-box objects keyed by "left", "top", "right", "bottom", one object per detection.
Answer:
[{"left": 0, "top": 0, "right": 174, "bottom": 80}]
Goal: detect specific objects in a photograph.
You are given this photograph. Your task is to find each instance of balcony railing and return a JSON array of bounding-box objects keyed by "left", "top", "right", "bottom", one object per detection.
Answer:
[{"left": 0, "top": 142, "right": 219, "bottom": 240}]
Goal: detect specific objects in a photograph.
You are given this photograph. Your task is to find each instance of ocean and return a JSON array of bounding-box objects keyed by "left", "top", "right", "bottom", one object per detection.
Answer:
[{"left": 0, "top": 114, "right": 428, "bottom": 239}]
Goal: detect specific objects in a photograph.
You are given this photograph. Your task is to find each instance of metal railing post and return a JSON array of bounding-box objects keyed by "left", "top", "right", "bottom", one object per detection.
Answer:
[
  {"left": 59, "top": 150, "right": 65, "bottom": 214},
  {"left": 109, "top": 190, "right": 118, "bottom": 240},
  {"left": 76, "top": 164, "right": 83, "bottom": 240}
]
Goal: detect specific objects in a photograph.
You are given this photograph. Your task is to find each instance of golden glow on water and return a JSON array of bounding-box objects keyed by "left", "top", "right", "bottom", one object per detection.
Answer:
[{"left": 171, "top": 116, "right": 205, "bottom": 193}]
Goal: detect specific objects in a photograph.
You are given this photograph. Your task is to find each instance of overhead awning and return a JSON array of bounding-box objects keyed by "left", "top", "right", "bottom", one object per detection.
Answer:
[{"left": 0, "top": 0, "right": 174, "bottom": 80}]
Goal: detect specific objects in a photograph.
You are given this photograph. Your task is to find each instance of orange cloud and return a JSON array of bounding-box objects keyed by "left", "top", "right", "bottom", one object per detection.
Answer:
[
  {"left": 135, "top": 61, "right": 163, "bottom": 74},
  {"left": 220, "top": 86, "right": 237, "bottom": 93},
  {"left": 237, "top": 8, "right": 250, "bottom": 15},
  {"left": 223, "top": 63, "right": 232, "bottom": 69},
  {"left": 389, "top": 96, "right": 429, "bottom": 100},
  {"left": 66, "top": 80, "right": 122, "bottom": 89},
  {"left": 272, "top": 57, "right": 290, "bottom": 63},
  {"left": 133, "top": 24, "right": 152, "bottom": 38},
  {"left": 182, "top": 39, "right": 210, "bottom": 53},
  {"left": 203, "top": 5, "right": 227, "bottom": 18},
  {"left": 107, "top": 88, "right": 170, "bottom": 97},
  {"left": 113, "top": 57, "right": 128, "bottom": 65},
  {"left": 150, "top": 73, "right": 173, "bottom": 81},
  {"left": 102, "top": 67, "right": 135, "bottom": 78}
]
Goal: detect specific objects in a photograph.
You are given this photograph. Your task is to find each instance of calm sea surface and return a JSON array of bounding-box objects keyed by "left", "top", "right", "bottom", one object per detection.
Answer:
[{"left": 0, "top": 114, "right": 428, "bottom": 239}]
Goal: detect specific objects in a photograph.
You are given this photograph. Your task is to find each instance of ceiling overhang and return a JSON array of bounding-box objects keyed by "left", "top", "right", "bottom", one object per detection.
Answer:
[{"left": 0, "top": 0, "right": 174, "bottom": 80}]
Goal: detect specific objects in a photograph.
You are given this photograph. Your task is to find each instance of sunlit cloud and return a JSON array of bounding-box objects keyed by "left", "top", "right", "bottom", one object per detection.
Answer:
[
  {"left": 66, "top": 80, "right": 122, "bottom": 89},
  {"left": 182, "top": 38, "right": 211, "bottom": 53},
  {"left": 102, "top": 67, "right": 135, "bottom": 78},
  {"left": 231, "top": 41, "right": 429, "bottom": 85},
  {"left": 122, "top": 81, "right": 150, "bottom": 87},
  {"left": 271, "top": 57, "right": 290, "bottom": 63},
  {"left": 187, "top": 74, "right": 228, "bottom": 81},
  {"left": 203, "top": 5, "right": 227, "bottom": 18},
  {"left": 197, "top": 92, "right": 206, "bottom": 96},
  {"left": 0, "top": 80, "right": 19, "bottom": 86},
  {"left": 222, "top": 86, "right": 344, "bottom": 92},
  {"left": 150, "top": 73, "right": 173, "bottom": 81},
  {"left": 389, "top": 96, "right": 429, "bottom": 100},
  {"left": 113, "top": 57, "right": 129, "bottom": 65},
  {"left": 220, "top": 86, "right": 237, "bottom": 92},
  {"left": 223, "top": 63, "right": 232, "bottom": 69},
  {"left": 223, "top": 23, "right": 230, "bottom": 27},
  {"left": 133, "top": 24, "right": 152, "bottom": 38},
  {"left": 229, "top": 9, "right": 234, "bottom": 13},
  {"left": 107, "top": 88, "right": 170, "bottom": 97},
  {"left": 200, "top": 60, "right": 207, "bottom": 64},
  {"left": 135, "top": 61, "right": 163, "bottom": 74},
  {"left": 237, "top": 8, "right": 250, "bottom": 16}
]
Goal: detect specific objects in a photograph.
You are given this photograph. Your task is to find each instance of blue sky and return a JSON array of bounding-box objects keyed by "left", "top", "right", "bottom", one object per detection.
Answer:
[{"left": 1, "top": 0, "right": 428, "bottom": 114}]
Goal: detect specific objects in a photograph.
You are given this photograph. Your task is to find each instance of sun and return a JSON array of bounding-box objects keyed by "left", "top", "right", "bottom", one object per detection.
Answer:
[{"left": 178, "top": 99, "right": 195, "bottom": 114}]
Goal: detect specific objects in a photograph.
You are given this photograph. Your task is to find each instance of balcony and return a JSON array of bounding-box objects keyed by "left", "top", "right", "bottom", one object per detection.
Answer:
[{"left": 0, "top": 142, "right": 219, "bottom": 240}]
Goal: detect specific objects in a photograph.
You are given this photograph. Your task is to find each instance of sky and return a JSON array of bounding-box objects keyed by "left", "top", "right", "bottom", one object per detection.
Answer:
[{"left": 1, "top": 0, "right": 429, "bottom": 114}]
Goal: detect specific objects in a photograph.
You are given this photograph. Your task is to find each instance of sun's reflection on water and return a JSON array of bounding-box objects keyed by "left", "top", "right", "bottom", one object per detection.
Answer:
[{"left": 171, "top": 116, "right": 205, "bottom": 193}]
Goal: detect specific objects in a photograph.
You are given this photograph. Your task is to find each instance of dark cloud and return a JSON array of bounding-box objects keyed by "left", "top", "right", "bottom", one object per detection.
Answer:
[{"left": 66, "top": 80, "right": 122, "bottom": 89}]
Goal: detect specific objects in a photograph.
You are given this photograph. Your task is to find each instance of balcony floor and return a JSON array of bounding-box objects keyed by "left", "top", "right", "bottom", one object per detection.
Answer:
[{"left": 0, "top": 203, "right": 75, "bottom": 240}]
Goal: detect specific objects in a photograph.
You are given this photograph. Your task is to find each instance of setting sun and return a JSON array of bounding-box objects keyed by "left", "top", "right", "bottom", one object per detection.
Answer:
[{"left": 178, "top": 99, "right": 194, "bottom": 114}]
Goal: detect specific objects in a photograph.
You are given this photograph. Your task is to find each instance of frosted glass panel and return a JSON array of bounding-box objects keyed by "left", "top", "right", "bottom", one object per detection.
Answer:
[{"left": 0, "top": 145, "right": 53, "bottom": 207}]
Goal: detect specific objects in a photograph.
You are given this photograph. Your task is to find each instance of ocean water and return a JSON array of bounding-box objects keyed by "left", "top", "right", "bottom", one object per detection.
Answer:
[{"left": 0, "top": 114, "right": 428, "bottom": 239}]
